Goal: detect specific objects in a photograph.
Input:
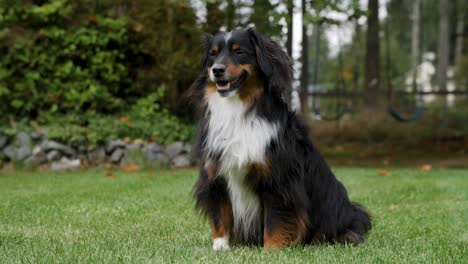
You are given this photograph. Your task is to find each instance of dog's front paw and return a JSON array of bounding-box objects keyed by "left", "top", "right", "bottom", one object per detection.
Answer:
[{"left": 212, "top": 237, "right": 230, "bottom": 251}]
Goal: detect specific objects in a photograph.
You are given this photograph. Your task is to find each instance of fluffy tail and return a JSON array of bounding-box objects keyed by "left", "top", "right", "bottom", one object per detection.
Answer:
[{"left": 339, "top": 203, "right": 372, "bottom": 245}]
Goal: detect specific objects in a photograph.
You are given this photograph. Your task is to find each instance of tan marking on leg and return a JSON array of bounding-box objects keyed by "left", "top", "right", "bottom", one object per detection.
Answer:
[
  {"left": 211, "top": 204, "right": 233, "bottom": 239},
  {"left": 204, "top": 160, "right": 217, "bottom": 181},
  {"left": 263, "top": 211, "right": 309, "bottom": 250}
]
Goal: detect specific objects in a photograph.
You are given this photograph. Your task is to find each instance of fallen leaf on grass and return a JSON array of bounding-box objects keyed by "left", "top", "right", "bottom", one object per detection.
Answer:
[
  {"left": 147, "top": 172, "right": 156, "bottom": 178},
  {"left": 104, "top": 163, "right": 113, "bottom": 169},
  {"left": 389, "top": 204, "right": 397, "bottom": 210},
  {"left": 121, "top": 165, "right": 140, "bottom": 173},
  {"left": 378, "top": 170, "right": 390, "bottom": 177},
  {"left": 80, "top": 160, "right": 89, "bottom": 168},
  {"left": 419, "top": 164, "right": 432, "bottom": 172},
  {"left": 105, "top": 171, "right": 116, "bottom": 179}
]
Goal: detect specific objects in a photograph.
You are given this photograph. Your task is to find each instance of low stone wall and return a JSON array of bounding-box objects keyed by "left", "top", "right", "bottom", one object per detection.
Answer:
[{"left": 0, "top": 131, "right": 194, "bottom": 171}]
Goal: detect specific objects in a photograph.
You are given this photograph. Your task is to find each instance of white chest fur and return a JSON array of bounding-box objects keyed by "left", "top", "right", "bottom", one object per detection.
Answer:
[{"left": 205, "top": 92, "right": 278, "bottom": 239}]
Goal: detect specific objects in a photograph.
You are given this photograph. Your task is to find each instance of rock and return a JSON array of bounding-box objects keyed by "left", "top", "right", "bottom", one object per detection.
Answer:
[
  {"left": 16, "top": 146, "right": 32, "bottom": 160},
  {"left": 111, "top": 148, "right": 125, "bottom": 164},
  {"left": 87, "top": 147, "right": 107, "bottom": 165},
  {"left": 142, "top": 143, "right": 164, "bottom": 159},
  {"left": 183, "top": 143, "right": 193, "bottom": 154},
  {"left": 172, "top": 154, "right": 191, "bottom": 168},
  {"left": 16, "top": 132, "right": 31, "bottom": 148},
  {"left": 165, "top": 141, "right": 185, "bottom": 159},
  {"left": 46, "top": 150, "right": 62, "bottom": 161},
  {"left": 2, "top": 145, "right": 17, "bottom": 160},
  {"left": 42, "top": 140, "right": 76, "bottom": 157},
  {"left": 51, "top": 157, "right": 81, "bottom": 171},
  {"left": 31, "top": 132, "right": 44, "bottom": 141},
  {"left": 120, "top": 148, "right": 145, "bottom": 167},
  {"left": 105, "top": 140, "right": 126, "bottom": 154},
  {"left": 147, "top": 153, "right": 170, "bottom": 166},
  {"left": 24, "top": 151, "right": 47, "bottom": 167},
  {"left": 0, "top": 136, "right": 8, "bottom": 149},
  {"left": 126, "top": 143, "right": 142, "bottom": 152},
  {"left": 32, "top": 145, "right": 42, "bottom": 155}
]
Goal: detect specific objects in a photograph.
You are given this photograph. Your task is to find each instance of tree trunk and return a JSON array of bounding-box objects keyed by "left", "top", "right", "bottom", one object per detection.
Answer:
[
  {"left": 286, "top": 0, "right": 293, "bottom": 57},
  {"left": 206, "top": 1, "right": 223, "bottom": 33},
  {"left": 251, "top": 0, "right": 272, "bottom": 33},
  {"left": 364, "top": 0, "right": 380, "bottom": 109},
  {"left": 226, "top": 0, "right": 235, "bottom": 31},
  {"left": 436, "top": 0, "right": 450, "bottom": 92},
  {"left": 300, "top": 0, "right": 309, "bottom": 115},
  {"left": 285, "top": 0, "right": 293, "bottom": 106},
  {"left": 454, "top": 0, "right": 464, "bottom": 67},
  {"left": 411, "top": 0, "right": 421, "bottom": 92}
]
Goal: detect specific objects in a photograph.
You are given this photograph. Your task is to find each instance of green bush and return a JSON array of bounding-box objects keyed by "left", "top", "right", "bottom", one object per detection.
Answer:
[
  {"left": 38, "top": 87, "right": 194, "bottom": 150},
  {"left": 0, "top": 0, "right": 132, "bottom": 117}
]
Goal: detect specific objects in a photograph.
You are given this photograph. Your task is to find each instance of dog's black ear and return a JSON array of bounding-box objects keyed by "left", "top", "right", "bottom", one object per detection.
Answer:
[
  {"left": 201, "top": 33, "right": 213, "bottom": 66},
  {"left": 247, "top": 28, "right": 273, "bottom": 76},
  {"left": 247, "top": 28, "right": 292, "bottom": 99}
]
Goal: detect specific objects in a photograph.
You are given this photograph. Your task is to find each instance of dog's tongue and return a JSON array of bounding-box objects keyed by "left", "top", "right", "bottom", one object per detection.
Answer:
[{"left": 216, "top": 81, "right": 230, "bottom": 91}]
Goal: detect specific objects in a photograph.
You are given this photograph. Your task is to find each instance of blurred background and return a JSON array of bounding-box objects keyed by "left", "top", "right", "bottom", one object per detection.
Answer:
[{"left": 0, "top": 0, "right": 467, "bottom": 170}]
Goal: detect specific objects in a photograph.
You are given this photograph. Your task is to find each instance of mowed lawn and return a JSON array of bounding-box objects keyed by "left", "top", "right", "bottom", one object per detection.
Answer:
[{"left": 0, "top": 168, "right": 467, "bottom": 263}]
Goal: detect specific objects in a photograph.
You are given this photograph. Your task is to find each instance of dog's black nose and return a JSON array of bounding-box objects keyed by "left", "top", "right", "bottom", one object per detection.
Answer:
[{"left": 212, "top": 65, "right": 226, "bottom": 77}]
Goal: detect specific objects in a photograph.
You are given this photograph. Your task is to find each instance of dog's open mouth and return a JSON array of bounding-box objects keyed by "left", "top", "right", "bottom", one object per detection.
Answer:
[{"left": 215, "top": 70, "right": 248, "bottom": 96}]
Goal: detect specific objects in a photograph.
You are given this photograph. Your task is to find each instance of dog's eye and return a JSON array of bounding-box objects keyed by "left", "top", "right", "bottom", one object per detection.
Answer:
[
  {"left": 235, "top": 50, "right": 244, "bottom": 55},
  {"left": 209, "top": 50, "right": 216, "bottom": 57}
]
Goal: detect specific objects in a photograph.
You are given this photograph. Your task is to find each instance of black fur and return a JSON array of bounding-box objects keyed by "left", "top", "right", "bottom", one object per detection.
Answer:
[{"left": 191, "top": 28, "right": 371, "bottom": 248}]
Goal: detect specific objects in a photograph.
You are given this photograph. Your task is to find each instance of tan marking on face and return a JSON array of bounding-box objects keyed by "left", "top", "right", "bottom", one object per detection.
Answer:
[
  {"left": 232, "top": 43, "right": 239, "bottom": 51},
  {"left": 212, "top": 46, "right": 219, "bottom": 53},
  {"left": 225, "top": 64, "right": 263, "bottom": 106},
  {"left": 211, "top": 204, "right": 233, "bottom": 239},
  {"left": 204, "top": 82, "right": 217, "bottom": 104}
]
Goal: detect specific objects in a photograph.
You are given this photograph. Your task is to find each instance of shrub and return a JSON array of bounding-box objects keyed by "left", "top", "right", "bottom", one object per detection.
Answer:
[{"left": 0, "top": 0, "right": 132, "bottom": 117}]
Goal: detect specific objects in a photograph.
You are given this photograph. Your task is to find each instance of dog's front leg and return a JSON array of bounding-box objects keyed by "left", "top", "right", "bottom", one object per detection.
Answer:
[
  {"left": 195, "top": 160, "right": 233, "bottom": 251},
  {"left": 263, "top": 194, "right": 308, "bottom": 250}
]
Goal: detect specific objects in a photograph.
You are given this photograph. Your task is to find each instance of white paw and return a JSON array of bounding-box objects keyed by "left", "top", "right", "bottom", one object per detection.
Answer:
[{"left": 212, "top": 237, "right": 230, "bottom": 251}]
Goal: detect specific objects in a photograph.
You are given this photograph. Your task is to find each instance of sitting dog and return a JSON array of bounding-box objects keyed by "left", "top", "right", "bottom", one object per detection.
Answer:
[{"left": 191, "top": 28, "right": 371, "bottom": 250}]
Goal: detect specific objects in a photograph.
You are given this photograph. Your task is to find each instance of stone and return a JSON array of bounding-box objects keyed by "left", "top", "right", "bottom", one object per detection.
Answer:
[
  {"left": 51, "top": 157, "right": 81, "bottom": 171},
  {"left": 120, "top": 148, "right": 145, "bottom": 167},
  {"left": 46, "top": 150, "right": 61, "bottom": 161},
  {"left": 147, "top": 153, "right": 170, "bottom": 166},
  {"left": 2, "top": 145, "right": 17, "bottom": 160},
  {"left": 87, "top": 147, "right": 107, "bottom": 165},
  {"left": 0, "top": 136, "right": 8, "bottom": 149},
  {"left": 111, "top": 148, "right": 125, "bottom": 164},
  {"left": 142, "top": 143, "right": 164, "bottom": 160},
  {"left": 32, "top": 145, "right": 42, "bottom": 155},
  {"left": 31, "top": 132, "right": 44, "bottom": 141},
  {"left": 143, "top": 142, "right": 163, "bottom": 153},
  {"left": 42, "top": 140, "right": 76, "bottom": 156},
  {"left": 16, "top": 132, "right": 31, "bottom": 148},
  {"left": 172, "top": 154, "right": 191, "bottom": 168},
  {"left": 16, "top": 146, "right": 32, "bottom": 160},
  {"left": 24, "top": 151, "right": 47, "bottom": 167},
  {"left": 126, "top": 143, "right": 142, "bottom": 152},
  {"left": 165, "top": 141, "right": 185, "bottom": 159},
  {"left": 183, "top": 143, "right": 193, "bottom": 154},
  {"left": 105, "top": 140, "right": 126, "bottom": 154}
]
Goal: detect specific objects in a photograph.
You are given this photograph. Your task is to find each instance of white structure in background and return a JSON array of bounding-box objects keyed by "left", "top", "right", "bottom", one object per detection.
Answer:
[
  {"left": 445, "top": 68, "right": 456, "bottom": 107},
  {"left": 405, "top": 52, "right": 436, "bottom": 105},
  {"left": 405, "top": 52, "right": 456, "bottom": 107}
]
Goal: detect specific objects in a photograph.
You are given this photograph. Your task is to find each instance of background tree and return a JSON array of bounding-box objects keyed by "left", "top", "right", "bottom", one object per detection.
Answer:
[
  {"left": 436, "top": 0, "right": 450, "bottom": 93},
  {"left": 364, "top": 0, "right": 380, "bottom": 109},
  {"left": 300, "top": 0, "right": 309, "bottom": 114}
]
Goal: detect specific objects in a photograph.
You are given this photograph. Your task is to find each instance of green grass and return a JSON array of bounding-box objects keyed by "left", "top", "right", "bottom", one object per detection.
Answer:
[{"left": 0, "top": 168, "right": 467, "bottom": 263}]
